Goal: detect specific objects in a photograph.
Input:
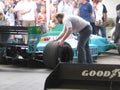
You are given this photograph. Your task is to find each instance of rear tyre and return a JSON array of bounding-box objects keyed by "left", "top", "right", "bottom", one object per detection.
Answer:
[{"left": 43, "top": 41, "right": 73, "bottom": 69}]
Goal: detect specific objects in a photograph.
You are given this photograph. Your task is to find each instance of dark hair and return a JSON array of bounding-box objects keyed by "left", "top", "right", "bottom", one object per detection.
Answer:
[
  {"left": 55, "top": 13, "right": 64, "bottom": 18},
  {"left": 94, "top": 0, "right": 99, "bottom": 4}
]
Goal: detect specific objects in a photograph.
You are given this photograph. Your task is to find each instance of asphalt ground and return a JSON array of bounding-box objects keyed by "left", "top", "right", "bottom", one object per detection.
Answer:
[
  {"left": 95, "top": 49, "right": 120, "bottom": 64},
  {"left": 0, "top": 49, "right": 120, "bottom": 90},
  {"left": 0, "top": 63, "right": 52, "bottom": 90}
]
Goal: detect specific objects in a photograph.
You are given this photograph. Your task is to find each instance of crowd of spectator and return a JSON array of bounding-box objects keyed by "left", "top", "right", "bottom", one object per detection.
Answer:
[{"left": 0, "top": 0, "right": 108, "bottom": 38}]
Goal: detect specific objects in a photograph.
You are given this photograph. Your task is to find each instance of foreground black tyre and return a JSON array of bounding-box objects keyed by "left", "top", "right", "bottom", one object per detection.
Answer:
[{"left": 43, "top": 41, "right": 73, "bottom": 69}]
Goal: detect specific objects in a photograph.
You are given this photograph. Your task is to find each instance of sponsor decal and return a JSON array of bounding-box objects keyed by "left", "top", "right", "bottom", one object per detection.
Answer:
[{"left": 82, "top": 69, "right": 120, "bottom": 79}]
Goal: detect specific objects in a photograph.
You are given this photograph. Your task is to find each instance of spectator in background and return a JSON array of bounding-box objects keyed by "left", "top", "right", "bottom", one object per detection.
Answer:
[
  {"left": 48, "top": 13, "right": 57, "bottom": 29},
  {"left": 0, "top": 0, "right": 5, "bottom": 12},
  {"left": 42, "top": 0, "right": 46, "bottom": 6},
  {"left": 89, "top": 0, "right": 96, "bottom": 35},
  {"left": 0, "top": 9, "right": 7, "bottom": 25},
  {"left": 57, "top": 0, "right": 62, "bottom": 4},
  {"left": 5, "top": 0, "right": 16, "bottom": 26},
  {"left": 72, "top": 0, "right": 79, "bottom": 16},
  {"left": 99, "top": 0, "right": 107, "bottom": 37},
  {"left": 50, "top": 0, "right": 57, "bottom": 16},
  {"left": 14, "top": 0, "right": 20, "bottom": 4},
  {"left": 13, "top": 0, "right": 21, "bottom": 26},
  {"left": 78, "top": 0, "right": 93, "bottom": 23},
  {"left": 12, "top": 0, "right": 24, "bottom": 26},
  {"left": 37, "top": 5, "right": 46, "bottom": 34},
  {"left": 10, "top": 0, "right": 37, "bottom": 43},
  {"left": 13, "top": 0, "right": 38, "bottom": 26},
  {"left": 19, "top": 0, "right": 37, "bottom": 26},
  {"left": 35, "top": 0, "right": 43, "bottom": 13},
  {"left": 0, "top": 9, "right": 10, "bottom": 43},
  {"left": 93, "top": 0, "right": 107, "bottom": 37},
  {"left": 57, "top": 0, "right": 74, "bottom": 18},
  {"left": 116, "top": 3, "right": 120, "bottom": 24},
  {"left": 114, "top": 3, "right": 120, "bottom": 43},
  {"left": 19, "top": 0, "right": 37, "bottom": 44}
]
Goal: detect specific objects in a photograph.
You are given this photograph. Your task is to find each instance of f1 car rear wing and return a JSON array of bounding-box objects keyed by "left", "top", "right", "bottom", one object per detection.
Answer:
[
  {"left": 0, "top": 26, "right": 28, "bottom": 46},
  {"left": 0, "top": 26, "right": 28, "bottom": 34},
  {"left": 0, "top": 26, "right": 42, "bottom": 53}
]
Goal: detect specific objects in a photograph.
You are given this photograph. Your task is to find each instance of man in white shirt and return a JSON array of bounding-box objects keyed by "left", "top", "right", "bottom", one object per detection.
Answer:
[
  {"left": 0, "top": 0, "right": 5, "bottom": 12},
  {"left": 13, "top": 0, "right": 37, "bottom": 26},
  {"left": 5, "top": 0, "right": 16, "bottom": 26},
  {"left": 14, "top": 0, "right": 37, "bottom": 44},
  {"left": 57, "top": 0, "right": 74, "bottom": 18},
  {"left": 19, "top": 0, "right": 37, "bottom": 26},
  {"left": 0, "top": 9, "right": 7, "bottom": 25}
]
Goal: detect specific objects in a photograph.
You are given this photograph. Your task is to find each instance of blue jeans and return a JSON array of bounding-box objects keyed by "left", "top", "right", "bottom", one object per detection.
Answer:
[
  {"left": 95, "top": 25, "right": 106, "bottom": 37},
  {"left": 77, "top": 26, "right": 93, "bottom": 64}
]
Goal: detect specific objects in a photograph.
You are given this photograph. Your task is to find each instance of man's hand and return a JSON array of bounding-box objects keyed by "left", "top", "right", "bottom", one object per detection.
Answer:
[
  {"left": 103, "top": 21, "right": 107, "bottom": 26},
  {"left": 58, "top": 39, "right": 64, "bottom": 47},
  {"left": 20, "top": 8, "right": 31, "bottom": 15},
  {"left": 53, "top": 37, "right": 58, "bottom": 41}
]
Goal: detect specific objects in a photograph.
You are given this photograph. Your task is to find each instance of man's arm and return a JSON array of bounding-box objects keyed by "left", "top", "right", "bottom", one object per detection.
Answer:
[
  {"left": 19, "top": 9, "right": 31, "bottom": 15},
  {"left": 103, "top": 13, "right": 107, "bottom": 25},
  {"left": 103, "top": 4, "right": 107, "bottom": 26},
  {"left": 62, "top": 27, "right": 72, "bottom": 41},
  {"left": 58, "top": 27, "right": 72, "bottom": 46},
  {"left": 55, "top": 28, "right": 66, "bottom": 41}
]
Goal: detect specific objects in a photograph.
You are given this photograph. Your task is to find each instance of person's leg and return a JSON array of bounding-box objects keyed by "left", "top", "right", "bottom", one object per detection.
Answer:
[
  {"left": 85, "top": 40, "right": 93, "bottom": 64},
  {"left": 100, "top": 26, "right": 106, "bottom": 37},
  {"left": 114, "top": 24, "right": 120, "bottom": 43},
  {"left": 77, "top": 26, "right": 91, "bottom": 64},
  {"left": 77, "top": 34, "right": 86, "bottom": 64},
  {"left": 94, "top": 26, "right": 100, "bottom": 36},
  {"left": 22, "top": 21, "right": 29, "bottom": 44},
  {"left": 91, "top": 23, "right": 96, "bottom": 35}
]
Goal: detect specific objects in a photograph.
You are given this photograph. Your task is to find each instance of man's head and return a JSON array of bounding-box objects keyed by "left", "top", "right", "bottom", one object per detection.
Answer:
[
  {"left": 79, "top": 0, "right": 87, "bottom": 3},
  {"left": 99, "top": 0, "right": 102, "bottom": 2},
  {"left": 55, "top": 13, "right": 64, "bottom": 24},
  {"left": 64, "top": 0, "right": 71, "bottom": 3}
]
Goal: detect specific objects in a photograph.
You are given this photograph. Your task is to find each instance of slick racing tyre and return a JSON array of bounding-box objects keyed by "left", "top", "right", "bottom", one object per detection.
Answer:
[{"left": 43, "top": 41, "right": 73, "bottom": 69}]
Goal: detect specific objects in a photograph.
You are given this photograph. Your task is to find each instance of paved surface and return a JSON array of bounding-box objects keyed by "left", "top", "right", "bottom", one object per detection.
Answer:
[
  {"left": 95, "top": 49, "right": 120, "bottom": 64},
  {"left": 0, "top": 49, "right": 120, "bottom": 90},
  {"left": 0, "top": 65, "right": 52, "bottom": 90}
]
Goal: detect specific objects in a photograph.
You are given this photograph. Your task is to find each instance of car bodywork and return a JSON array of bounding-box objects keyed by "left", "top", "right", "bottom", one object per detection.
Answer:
[
  {"left": 38, "top": 24, "right": 116, "bottom": 59},
  {"left": 0, "top": 25, "right": 116, "bottom": 66}
]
